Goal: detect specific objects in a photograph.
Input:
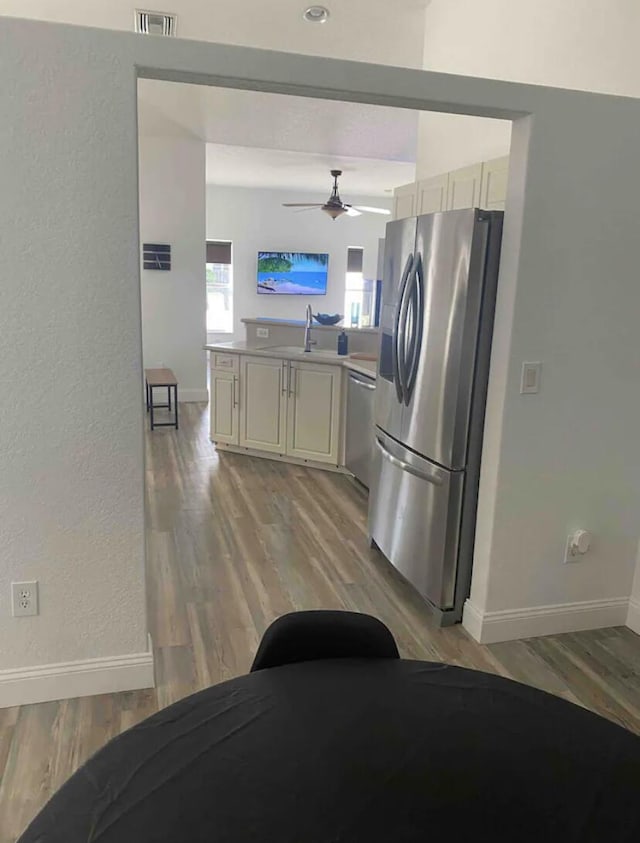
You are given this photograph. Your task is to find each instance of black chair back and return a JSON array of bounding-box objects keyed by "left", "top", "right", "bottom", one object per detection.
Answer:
[{"left": 250, "top": 610, "right": 400, "bottom": 671}]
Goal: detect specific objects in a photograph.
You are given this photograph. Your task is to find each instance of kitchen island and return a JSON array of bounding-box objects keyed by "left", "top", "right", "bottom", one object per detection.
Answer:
[{"left": 205, "top": 340, "right": 376, "bottom": 472}]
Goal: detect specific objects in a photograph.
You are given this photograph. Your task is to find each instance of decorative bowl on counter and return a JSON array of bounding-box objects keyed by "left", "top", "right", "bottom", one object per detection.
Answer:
[{"left": 313, "top": 313, "right": 343, "bottom": 326}]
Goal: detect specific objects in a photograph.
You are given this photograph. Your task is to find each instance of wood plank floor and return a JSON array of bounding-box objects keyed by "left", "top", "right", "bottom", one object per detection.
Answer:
[{"left": 2, "top": 402, "right": 640, "bottom": 840}]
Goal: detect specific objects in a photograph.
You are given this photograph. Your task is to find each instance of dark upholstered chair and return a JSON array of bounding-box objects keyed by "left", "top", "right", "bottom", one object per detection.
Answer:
[{"left": 250, "top": 610, "right": 400, "bottom": 672}]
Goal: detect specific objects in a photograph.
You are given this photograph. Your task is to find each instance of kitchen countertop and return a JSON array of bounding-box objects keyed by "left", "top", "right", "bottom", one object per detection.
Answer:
[
  {"left": 205, "top": 342, "right": 377, "bottom": 380},
  {"left": 241, "top": 318, "right": 379, "bottom": 335}
]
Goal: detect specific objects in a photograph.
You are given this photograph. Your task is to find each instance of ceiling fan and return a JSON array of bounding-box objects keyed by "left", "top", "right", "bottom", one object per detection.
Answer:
[{"left": 282, "top": 170, "right": 392, "bottom": 220}]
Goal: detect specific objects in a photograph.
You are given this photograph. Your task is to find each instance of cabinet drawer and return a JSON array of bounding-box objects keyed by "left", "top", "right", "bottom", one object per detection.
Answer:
[{"left": 211, "top": 352, "right": 239, "bottom": 373}]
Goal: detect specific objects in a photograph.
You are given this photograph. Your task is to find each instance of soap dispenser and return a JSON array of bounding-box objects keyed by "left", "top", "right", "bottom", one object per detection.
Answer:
[{"left": 337, "top": 330, "right": 349, "bottom": 356}]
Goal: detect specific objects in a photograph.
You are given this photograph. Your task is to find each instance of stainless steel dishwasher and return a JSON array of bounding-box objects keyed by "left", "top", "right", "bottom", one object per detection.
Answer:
[{"left": 346, "top": 370, "right": 376, "bottom": 488}]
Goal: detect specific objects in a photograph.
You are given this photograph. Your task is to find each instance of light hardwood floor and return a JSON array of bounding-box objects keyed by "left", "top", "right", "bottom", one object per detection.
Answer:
[{"left": 2, "top": 402, "right": 640, "bottom": 840}]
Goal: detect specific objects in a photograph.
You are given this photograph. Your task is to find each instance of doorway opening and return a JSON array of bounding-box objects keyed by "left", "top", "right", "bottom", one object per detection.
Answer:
[{"left": 136, "top": 70, "right": 514, "bottom": 674}]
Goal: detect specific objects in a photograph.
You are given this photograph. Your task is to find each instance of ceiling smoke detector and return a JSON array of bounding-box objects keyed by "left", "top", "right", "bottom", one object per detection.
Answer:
[
  {"left": 303, "top": 6, "right": 330, "bottom": 24},
  {"left": 135, "top": 10, "right": 177, "bottom": 36}
]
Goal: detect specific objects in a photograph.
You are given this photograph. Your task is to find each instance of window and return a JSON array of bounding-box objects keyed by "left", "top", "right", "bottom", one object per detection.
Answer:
[
  {"left": 206, "top": 241, "right": 233, "bottom": 333},
  {"left": 344, "top": 247, "right": 375, "bottom": 328}
]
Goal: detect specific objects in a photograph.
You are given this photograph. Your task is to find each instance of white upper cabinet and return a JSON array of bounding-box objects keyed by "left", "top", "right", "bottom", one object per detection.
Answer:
[
  {"left": 446, "top": 162, "right": 484, "bottom": 211},
  {"left": 392, "top": 182, "right": 417, "bottom": 221},
  {"left": 395, "top": 155, "right": 509, "bottom": 218},
  {"left": 417, "top": 173, "right": 449, "bottom": 215},
  {"left": 286, "top": 361, "right": 342, "bottom": 465},
  {"left": 479, "top": 155, "right": 509, "bottom": 211},
  {"left": 239, "top": 355, "right": 287, "bottom": 454}
]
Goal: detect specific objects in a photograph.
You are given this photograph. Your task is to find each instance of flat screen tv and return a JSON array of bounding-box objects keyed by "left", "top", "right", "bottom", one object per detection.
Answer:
[{"left": 257, "top": 251, "right": 329, "bottom": 295}]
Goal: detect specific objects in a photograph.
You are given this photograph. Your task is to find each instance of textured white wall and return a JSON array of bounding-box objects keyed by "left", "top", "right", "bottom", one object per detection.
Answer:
[
  {"left": 0, "top": 20, "right": 148, "bottom": 671},
  {"left": 139, "top": 135, "right": 207, "bottom": 401},
  {"left": 630, "top": 546, "right": 640, "bottom": 633},
  {"left": 627, "top": 543, "right": 640, "bottom": 635},
  {"left": 206, "top": 185, "right": 390, "bottom": 342},
  {"left": 417, "top": 0, "right": 640, "bottom": 177}
]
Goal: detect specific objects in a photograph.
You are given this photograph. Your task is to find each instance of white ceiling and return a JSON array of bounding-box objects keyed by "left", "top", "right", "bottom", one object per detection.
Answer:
[
  {"left": 205, "top": 144, "right": 414, "bottom": 196},
  {"left": 0, "top": 1, "right": 428, "bottom": 67},
  {"left": 3, "top": 1, "right": 424, "bottom": 192},
  {"left": 138, "top": 80, "right": 419, "bottom": 163}
]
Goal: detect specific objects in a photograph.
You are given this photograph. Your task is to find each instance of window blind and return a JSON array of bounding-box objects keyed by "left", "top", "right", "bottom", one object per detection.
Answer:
[
  {"left": 206, "top": 241, "right": 232, "bottom": 264},
  {"left": 347, "top": 247, "right": 364, "bottom": 273}
]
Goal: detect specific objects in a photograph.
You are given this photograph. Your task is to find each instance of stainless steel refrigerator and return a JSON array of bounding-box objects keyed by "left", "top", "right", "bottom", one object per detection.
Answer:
[{"left": 369, "top": 208, "right": 504, "bottom": 624}]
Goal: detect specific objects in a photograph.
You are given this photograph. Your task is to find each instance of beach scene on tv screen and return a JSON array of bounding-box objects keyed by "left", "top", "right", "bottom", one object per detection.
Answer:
[{"left": 257, "top": 252, "right": 329, "bottom": 295}]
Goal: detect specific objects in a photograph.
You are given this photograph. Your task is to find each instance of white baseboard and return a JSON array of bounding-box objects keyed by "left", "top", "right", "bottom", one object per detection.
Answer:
[
  {"left": 461, "top": 599, "right": 485, "bottom": 642},
  {"left": 180, "top": 388, "right": 209, "bottom": 403},
  {"left": 627, "top": 597, "right": 640, "bottom": 635},
  {"left": 0, "top": 635, "right": 155, "bottom": 708},
  {"left": 463, "top": 597, "right": 630, "bottom": 644}
]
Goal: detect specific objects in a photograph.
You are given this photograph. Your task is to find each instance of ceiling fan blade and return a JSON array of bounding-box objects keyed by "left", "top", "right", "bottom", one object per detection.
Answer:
[
  {"left": 353, "top": 206, "right": 392, "bottom": 215},
  {"left": 282, "top": 203, "right": 323, "bottom": 207},
  {"left": 345, "top": 207, "right": 362, "bottom": 217}
]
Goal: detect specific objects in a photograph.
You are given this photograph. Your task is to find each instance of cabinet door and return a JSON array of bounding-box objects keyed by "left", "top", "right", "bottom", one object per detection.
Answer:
[
  {"left": 210, "top": 371, "right": 239, "bottom": 445},
  {"left": 480, "top": 155, "right": 509, "bottom": 210},
  {"left": 446, "top": 163, "right": 483, "bottom": 210},
  {"left": 416, "top": 173, "right": 449, "bottom": 215},
  {"left": 239, "top": 356, "right": 287, "bottom": 453},
  {"left": 286, "top": 362, "right": 341, "bottom": 464},
  {"left": 392, "top": 182, "right": 417, "bottom": 221}
]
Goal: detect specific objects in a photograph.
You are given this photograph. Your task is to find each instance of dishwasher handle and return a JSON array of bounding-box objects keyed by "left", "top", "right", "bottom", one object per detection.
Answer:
[{"left": 348, "top": 373, "right": 376, "bottom": 391}]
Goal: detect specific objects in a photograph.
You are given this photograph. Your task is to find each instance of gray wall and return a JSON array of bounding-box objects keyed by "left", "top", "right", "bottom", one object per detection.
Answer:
[
  {"left": 0, "top": 20, "right": 148, "bottom": 678},
  {"left": 2, "top": 15, "right": 640, "bottom": 702}
]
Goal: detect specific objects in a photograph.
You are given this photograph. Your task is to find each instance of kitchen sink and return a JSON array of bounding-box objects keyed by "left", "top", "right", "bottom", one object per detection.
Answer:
[{"left": 259, "top": 345, "right": 342, "bottom": 358}]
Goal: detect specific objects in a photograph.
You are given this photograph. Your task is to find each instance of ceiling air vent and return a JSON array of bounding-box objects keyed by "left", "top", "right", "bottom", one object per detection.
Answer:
[{"left": 135, "top": 10, "right": 177, "bottom": 36}]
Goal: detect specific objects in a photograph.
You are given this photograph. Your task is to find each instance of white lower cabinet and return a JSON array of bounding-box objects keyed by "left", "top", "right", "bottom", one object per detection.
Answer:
[
  {"left": 210, "top": 370, "right": 239, "bottom": 445},
  {"left": 286, "top": 361, "right": 341, "bottom": 464},
  {"left": 210, "top": 352, "right": 343, "bottom": 466},
  {"left": 239, "top": 355, "right": 287, "bottom": 453}
]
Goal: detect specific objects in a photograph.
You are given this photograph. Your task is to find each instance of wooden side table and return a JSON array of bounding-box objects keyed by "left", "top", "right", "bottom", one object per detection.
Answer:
[{"left": 144, "top": 368, "right": 178, "bottom": 430}]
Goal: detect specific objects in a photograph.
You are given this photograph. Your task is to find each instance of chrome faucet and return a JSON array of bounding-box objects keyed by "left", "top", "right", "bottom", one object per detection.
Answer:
[{"left": 304, "top": 304, "right": 315, "bottom": 352}]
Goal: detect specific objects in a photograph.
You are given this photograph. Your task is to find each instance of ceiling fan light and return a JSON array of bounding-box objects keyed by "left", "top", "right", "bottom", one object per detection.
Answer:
[{"left": 322, "top": 205, "right": 345, "bottom": 220}]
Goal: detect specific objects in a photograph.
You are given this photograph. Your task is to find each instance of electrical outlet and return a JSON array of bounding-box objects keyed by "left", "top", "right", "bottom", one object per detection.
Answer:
[
  {"left": 11, "top": 581, "right": 39, "bottom": 617},
  {"left": 563, "top": 530, "right": 592, "bottom": 564},
  {"left": 256, "top": 327, "right": 270, "bottom": 339}
]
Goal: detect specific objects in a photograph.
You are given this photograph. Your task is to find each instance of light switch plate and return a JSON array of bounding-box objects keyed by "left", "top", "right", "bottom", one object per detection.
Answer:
[
  {"left": 256, "top": 327, "right": 269, "bottom": 339},
  {"left": 520, "top": 362, "right": 541, "bottom": 394}
]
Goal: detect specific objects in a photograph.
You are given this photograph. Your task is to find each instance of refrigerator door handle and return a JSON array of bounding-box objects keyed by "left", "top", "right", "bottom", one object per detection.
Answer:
[
  {"left": 404, "top": 253, "right": 424, "bottom": 405},
  {"left": 375, "top": 436, "right": 443, "bottom": 486},
  {"left": 397, "top": 256, "right": 418, "bottom": 405},
  {"left": 392, "top": 253, "right": 414, "bottom": 404}
]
